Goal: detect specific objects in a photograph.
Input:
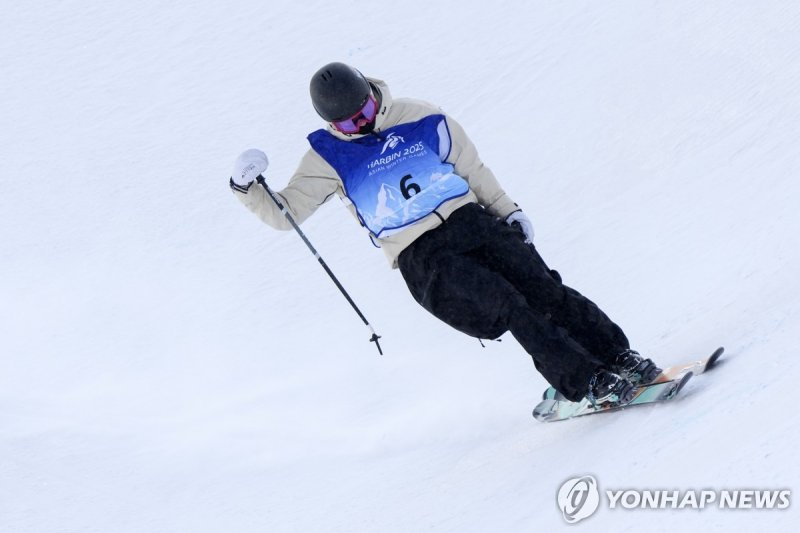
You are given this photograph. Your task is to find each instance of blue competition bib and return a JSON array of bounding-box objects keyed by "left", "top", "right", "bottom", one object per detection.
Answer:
[{"left": 308, "top": 114, "right": 470, "bottom": 237}]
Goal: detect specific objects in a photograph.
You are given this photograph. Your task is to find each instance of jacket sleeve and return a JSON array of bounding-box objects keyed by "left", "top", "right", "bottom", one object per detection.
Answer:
[
  {"left": 443, "top": 113, "right": 520, "bottom": 219},
  {"left": 231, "top": 149, "right": 342, "bottom": 230}
]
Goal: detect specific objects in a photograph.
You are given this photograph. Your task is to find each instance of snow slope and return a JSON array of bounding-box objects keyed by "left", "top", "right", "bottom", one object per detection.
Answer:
[{"left": 2, "top": 1, "right": 799, "bottom": 531}]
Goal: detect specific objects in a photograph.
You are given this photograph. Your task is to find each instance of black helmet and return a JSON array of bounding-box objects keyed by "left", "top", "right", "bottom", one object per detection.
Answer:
[{"left": 310, "top": 62, "right": 371, "bottom": 121}]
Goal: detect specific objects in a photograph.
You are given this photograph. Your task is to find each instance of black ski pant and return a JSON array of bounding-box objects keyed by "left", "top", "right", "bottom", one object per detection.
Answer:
[{"left": 397, "top": 203, "right": 630, "bottom": 402}]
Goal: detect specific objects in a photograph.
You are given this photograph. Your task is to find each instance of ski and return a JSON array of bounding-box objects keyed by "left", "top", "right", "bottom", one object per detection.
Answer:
[
  {"left": 533, "top": 347, "right": 724, "bottom": 423},
  {"left": 541, "top": 346, "right": 724, "bottom": 401},
  {"left": 533, "top": 371, "right": 693, "bottom": 422}
]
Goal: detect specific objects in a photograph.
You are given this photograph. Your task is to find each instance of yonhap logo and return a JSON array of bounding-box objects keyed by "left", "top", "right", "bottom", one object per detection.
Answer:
[
  {"left": 557, "top": 475, "right": 600, "bottom": 524},
  {"left": 556, "top": 474, "right": 791, "bottom": 523}
]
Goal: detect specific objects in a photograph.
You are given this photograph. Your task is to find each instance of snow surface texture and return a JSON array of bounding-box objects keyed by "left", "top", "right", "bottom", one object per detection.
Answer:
[{"left": 2, "top": 1, "right": 799, "bottom": 531}]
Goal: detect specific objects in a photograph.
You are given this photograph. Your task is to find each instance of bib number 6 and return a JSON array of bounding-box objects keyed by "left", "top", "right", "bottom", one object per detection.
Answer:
[{"left": 400, "top": 174, "right": 421, "bottom": 199}]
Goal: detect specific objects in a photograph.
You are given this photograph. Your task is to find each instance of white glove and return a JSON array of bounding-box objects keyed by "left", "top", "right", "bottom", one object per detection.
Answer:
[
  {"left": 506, "top": 210, "right": 534, "bottom": 243},
  {"left": 231, "top": 149, "right": 269, "bottom": 188}
]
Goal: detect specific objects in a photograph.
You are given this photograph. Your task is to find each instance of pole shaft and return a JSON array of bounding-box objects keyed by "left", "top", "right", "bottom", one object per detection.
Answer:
[{"left": 255, "top": 176, "right": 382, "bottom": 354}]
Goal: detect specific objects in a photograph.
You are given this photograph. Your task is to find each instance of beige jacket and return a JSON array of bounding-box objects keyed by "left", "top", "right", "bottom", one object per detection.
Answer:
[{"left": 232, "top": 78, "right": 519, "bottom": 268}]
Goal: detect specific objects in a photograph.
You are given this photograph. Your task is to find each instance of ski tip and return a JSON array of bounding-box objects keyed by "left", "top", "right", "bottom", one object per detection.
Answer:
[
  {"left": 674, "top": 371, "right": 694, "bottom": 396},
  {"left": 706, "top": 346, "right": 725, "bottom": 370}
]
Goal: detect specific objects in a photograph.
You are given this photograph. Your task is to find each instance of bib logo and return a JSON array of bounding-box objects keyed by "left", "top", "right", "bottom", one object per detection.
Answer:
[
  {"left": 380, "top": 133, "right": 405, "bottom": 154},
  {"left": 557, "top": 475, "right": 600, "bottom": 524}
]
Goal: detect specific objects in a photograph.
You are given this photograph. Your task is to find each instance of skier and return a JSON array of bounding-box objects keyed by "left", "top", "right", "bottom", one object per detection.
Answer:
[{"left": 230, "top": 62, "right": 661, "bottom": 405}]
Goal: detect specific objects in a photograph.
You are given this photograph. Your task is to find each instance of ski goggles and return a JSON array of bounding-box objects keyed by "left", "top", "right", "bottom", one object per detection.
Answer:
[{"left": 331, "top": 94, "right": 378, "bottom": 134}]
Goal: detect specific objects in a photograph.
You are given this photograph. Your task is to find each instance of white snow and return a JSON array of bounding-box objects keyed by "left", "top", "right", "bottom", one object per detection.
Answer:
[{"left": 2, "top": 1, "right": 799, "bottom": 531}]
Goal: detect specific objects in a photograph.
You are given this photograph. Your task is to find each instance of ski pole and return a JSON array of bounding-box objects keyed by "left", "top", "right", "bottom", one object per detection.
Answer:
[{"left": 255, "top": 175, "right": 383, "bottom": 355}]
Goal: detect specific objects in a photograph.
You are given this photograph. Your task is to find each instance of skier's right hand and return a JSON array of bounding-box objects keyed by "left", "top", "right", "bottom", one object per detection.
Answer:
[
  {"left": 505, "top": 210, "right": 534, "bottom": 244},
  {"left": 231, "top": 149, "right": 269, "bottom": 190}
]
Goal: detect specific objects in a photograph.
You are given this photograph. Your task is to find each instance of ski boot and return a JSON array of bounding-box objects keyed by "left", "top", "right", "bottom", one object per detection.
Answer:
[
  {"left": 586, "top": 369, "right": 636, "bottom": 406},
  {"left": 613, "top": 349, "right": 662, "bottom": 385}
]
